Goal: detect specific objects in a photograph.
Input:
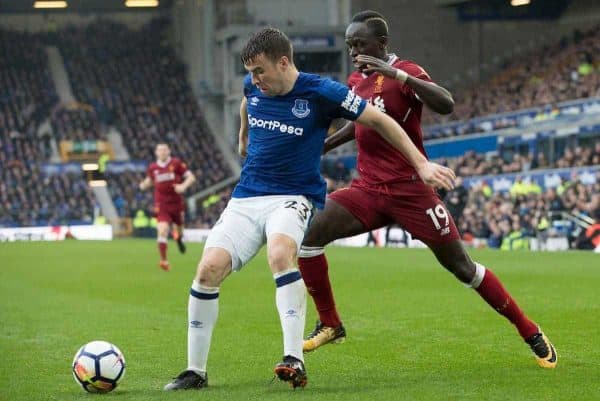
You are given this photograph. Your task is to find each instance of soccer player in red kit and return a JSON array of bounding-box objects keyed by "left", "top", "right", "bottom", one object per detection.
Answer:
[
  {"left": 140, "top": 143, "right": 196, "bottom": 271},
  {"left": 298, "top": 10, "right": 557, "bottom": 368}
]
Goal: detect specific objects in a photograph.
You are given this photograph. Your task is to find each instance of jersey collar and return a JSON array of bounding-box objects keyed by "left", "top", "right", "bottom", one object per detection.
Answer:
[{"left": 156, "top": 157, "right": 171, "bottom": 168}]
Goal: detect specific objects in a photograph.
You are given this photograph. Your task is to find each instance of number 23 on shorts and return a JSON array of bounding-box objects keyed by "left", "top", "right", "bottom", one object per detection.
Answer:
[{"left": 283, "top": 200, "right": 312, "bottom": 223}]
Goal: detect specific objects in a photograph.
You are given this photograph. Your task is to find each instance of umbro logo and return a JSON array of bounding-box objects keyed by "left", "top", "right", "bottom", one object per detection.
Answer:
[{"left": 250, "top": 96, "right": 259, "bottom": 106}]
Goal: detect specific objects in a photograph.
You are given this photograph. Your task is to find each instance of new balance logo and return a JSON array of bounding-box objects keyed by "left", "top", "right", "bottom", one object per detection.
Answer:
[{"left": 372, "top": 96, "right": 386, "bottom": 113}]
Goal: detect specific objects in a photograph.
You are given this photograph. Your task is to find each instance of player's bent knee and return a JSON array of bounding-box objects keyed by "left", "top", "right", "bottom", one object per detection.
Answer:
[
  {"left": 195, "top": 248, "right": 232, "bottom": 286},
  {"left": 445, "top": 255, "right": 476, "bottom": 284},
  {"left": 267, "top": 235, "right": 297, "bottom": 271},
  {"left": 157, "top": 222, "right": 169, "bottom": 237},
  {"left": 301, "top": 228, "right": 329, "bottom": 248}
]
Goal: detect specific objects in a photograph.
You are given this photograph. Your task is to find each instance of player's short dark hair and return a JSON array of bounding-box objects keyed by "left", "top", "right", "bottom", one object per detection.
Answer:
[
  {"left": 351, "top": 10, "right": 389, "bottom": 38},
  {"left": 240, "top": 27, "right": 293, "bottom": 65}
]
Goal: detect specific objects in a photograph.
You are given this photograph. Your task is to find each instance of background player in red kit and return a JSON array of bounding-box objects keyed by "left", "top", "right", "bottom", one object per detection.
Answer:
[
  {"left": 140, "top": 143, "right": 196, "bottom": 271},
  {"left": 298, "top": 10, "right": 557, "bottom": 368}
]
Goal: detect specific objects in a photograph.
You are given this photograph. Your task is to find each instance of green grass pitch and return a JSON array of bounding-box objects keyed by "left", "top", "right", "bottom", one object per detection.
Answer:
[{"left": 1, "top": 240, "right": 599, "bottom": 400}]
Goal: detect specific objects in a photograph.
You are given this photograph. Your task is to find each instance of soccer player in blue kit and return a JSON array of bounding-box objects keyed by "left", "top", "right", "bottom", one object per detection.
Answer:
[{"left": 164, "top": 27, "right": 456, "bottom": 390}]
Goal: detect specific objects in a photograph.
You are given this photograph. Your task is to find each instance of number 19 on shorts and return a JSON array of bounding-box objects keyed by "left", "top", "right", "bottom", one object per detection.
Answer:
[{"left": 426, "top": 204, "right": 451, "bottom": 236}]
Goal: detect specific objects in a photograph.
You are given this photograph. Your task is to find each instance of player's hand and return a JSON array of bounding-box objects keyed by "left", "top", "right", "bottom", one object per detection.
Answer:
[
  {"left": 174, "top": 184, "right": 186, "bottom": 194},
  {"left": 416, "top": 161, "right": 456, "bottom": 191},
  {"left": 356, "top": 55, "right": 400, "bottom": 79}
]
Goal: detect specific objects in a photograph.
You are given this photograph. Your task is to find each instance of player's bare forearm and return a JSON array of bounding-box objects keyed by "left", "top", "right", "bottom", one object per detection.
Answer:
[
  {"left": 181, "top": 173, "right": 196, "bottom": 191},
  {"left": 356, "top": 55, "right": 454, "bottom": 115},
  {"left": 239, "top": 97, "right": 249, "bottom": 157},
  {"left": 323, "top": 122, "right": 355, "bottom": 154},
  {"left": 405, "top": 77, "right": 454, "bottom": 115},
  {"left": 139, "top": 177, "right": 152, "bottom": 191}
]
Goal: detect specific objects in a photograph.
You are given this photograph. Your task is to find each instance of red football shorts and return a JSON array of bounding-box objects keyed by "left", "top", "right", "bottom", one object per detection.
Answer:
[
  {"left": 154, "top": 202, "right": 185, "bottom": 226},
  {"left": 328, "top": 182, "right": 460, "bottom": 246}
]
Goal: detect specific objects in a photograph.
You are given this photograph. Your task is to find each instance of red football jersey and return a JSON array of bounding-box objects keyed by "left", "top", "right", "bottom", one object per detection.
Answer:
[
  {"left": 348, "top": 55, "right": 432, "bottom": 195},
  {"left": 147, "top": 157, "right": 189, "bottom": 204}
]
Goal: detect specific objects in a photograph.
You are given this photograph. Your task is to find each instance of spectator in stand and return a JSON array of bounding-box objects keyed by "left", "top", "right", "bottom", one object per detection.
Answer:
[{"left": 444, "top": 176, "right": 468, "bottom": 224}]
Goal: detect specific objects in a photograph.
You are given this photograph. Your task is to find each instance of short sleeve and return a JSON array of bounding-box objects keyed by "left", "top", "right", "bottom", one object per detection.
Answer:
[
  {"left": 175, "top": 160, "right": 189, "bottom": 176},
  {"left": 397, "top": 61, "right": 434, "bottom": 102},
  {"left": 400, "top": 61, "right": 433, "bottom": 83},
  {"left": 317, "top": 78, "right": 367, "bottom": 121}
]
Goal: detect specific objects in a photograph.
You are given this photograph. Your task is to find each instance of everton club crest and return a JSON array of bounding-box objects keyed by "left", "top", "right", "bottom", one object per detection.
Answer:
[{"left": 292, "top": 99, "right": 310, "bottom": 118}]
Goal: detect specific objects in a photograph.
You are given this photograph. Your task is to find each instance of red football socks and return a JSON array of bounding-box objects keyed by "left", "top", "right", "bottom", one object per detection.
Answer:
[
  {"left": 298, "top": 254, "right": 341, "bottom": 328},
  {"left": 475, "top": 268, "right": 538, "bottom": 340}
]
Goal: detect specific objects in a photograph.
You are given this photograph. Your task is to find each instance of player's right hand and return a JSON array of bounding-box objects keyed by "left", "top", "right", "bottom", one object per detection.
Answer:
[{"left": 416, "top": 161, "right": 456, "bottom": 191}]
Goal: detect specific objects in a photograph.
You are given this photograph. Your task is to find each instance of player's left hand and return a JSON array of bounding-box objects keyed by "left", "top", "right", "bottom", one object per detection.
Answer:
[
  {"left": 416, "top": 161, "right": 456, "bottom": 191},
  {"left": 356, "top": 55, "right": 400, "bottom": 79},
  {"left": 174, "top": 184, "right": 186, "bottom": 194}
]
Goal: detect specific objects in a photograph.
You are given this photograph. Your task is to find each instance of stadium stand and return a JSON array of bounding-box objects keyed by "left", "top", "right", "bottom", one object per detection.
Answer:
[
  {"left": 188, "top": 185, "right": 234, "bottom": 229},
  {"left": 423, "top": 24, "right": 600, "bottom": 138},
  {"left": 1, "top": 18, "right": 232, "bottom": 227},
  {"left": 57, "top": 18, "right": 230, "bottom": 188},
  {"left": 436, "top": 142, "right": 600, "bottom": 177},
  {"left": 1, "top": 19, "right": 597, "bottom": 239},
  {"left": 0, "top": 30, "right": 95, "bottom": 227},
  {"left": 457, "top": 176, "right": 599, "bottom": 250}
]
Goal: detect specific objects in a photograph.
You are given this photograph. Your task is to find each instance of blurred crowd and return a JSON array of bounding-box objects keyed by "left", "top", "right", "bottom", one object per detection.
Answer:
[
  {"left": 188, "top": 185, "right": 234, "bottom": 229},
  {"left": 1, "top": 20, "right": 598, "bottom": 235},
  {"left": 423, "top": 25, "right": 600, "bottom": 138},
  {"left": 454, "top": 174, "right": 600, "bottom": 250},
  {"left": 1, "top": 19, "right": 230, "bottom": 226},
  {"left": 437, "top": 142, "right": 600, "bottom": 177},
  {"left": 0, "top": 160, "right": 94, "bottom": 226},
  {"left": 57, "top": 18, "right": 230, "bottom": 202},
  {"left": 1, "top": 30, "right": 94, "bottom": 226}
]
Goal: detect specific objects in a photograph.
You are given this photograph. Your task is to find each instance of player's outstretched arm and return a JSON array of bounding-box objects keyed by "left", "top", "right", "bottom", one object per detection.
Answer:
[
  {"left": 356, "top": 103, "right": 456, "bottom": 190},
  {"left": 238, "top": 97, "right": 249, "bottom": 158},
  {"left": 139, "top": 176, "right": 152, "bottom": 191},
  {"left": 357, "top": 55, "right": 454, "bottom": 115},
  {"left": 323, "top": 122, "right": 355, "bottom": 154}
]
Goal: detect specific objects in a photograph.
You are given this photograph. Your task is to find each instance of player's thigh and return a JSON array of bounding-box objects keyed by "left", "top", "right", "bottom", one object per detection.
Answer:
[
  {"left": 204, "top": 198, "right": 265, "bottom": 271},
  {"left": 265, "top": 196, "right": 314, "bottom": 261},
  {"left": 303, "top": 188, "right": 387, "bottom": 247},
  {"left": 386, "top": 193, "right": 461, "bottom": 247},
  {"left": 195, "top": 247, "right": 233, "bottom": 286}
]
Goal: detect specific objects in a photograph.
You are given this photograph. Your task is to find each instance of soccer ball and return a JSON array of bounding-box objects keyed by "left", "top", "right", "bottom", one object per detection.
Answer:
[{"left": 72, "top": 340, "right": 126, "bottom": 393}]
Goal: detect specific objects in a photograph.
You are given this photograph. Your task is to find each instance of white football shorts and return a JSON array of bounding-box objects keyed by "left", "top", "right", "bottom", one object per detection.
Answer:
[{"left": 204, "top": 195, "right": 314, "bottom": 271}]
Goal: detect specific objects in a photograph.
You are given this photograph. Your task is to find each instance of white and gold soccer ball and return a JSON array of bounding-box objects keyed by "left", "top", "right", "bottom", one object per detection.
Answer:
[{"left": 72, "top": 340, "right": 126, "bottom": 393}]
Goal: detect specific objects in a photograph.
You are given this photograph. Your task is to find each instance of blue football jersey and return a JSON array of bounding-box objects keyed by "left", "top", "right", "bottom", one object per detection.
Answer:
[{"left": 233, "top": 72, "right": 367, "bottom": 209}]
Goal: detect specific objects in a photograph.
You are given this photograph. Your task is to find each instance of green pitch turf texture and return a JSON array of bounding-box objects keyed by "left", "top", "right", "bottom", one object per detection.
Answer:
[{"left": 1, "top": 240, "right": 598, "bottom": 401}]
